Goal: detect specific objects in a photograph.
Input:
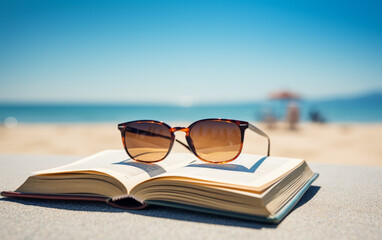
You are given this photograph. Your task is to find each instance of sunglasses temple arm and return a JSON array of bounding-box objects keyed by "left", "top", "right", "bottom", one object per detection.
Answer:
[{"left": 248, "top": 123, "right": 271, "bottom": 156}]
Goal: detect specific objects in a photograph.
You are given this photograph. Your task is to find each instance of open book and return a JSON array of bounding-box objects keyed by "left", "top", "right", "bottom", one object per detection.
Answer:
[{"left": 1, "top": 150, "right": 318, "bottom": 223}]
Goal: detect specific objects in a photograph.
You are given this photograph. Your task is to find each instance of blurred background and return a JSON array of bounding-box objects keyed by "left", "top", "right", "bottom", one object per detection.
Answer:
[{"left": 0, "top": 0, "right": 381, "bottom": 165}]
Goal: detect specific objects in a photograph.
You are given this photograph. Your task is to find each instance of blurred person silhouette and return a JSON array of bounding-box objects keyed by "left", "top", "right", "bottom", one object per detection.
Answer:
[
  {"left": 286, "top": 101, "right": 299, "bottom": 130},
  {"left": 309, "top": 108, "right": 326, "bottom": 123}
]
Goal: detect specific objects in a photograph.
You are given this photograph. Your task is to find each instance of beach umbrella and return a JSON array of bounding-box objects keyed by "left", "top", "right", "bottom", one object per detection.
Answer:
[{"left": 266, "top": 90, "right": 302, "bottom": 122}]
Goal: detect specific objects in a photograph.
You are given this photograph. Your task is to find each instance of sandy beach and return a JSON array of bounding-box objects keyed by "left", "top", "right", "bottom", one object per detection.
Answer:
[{"left": 0, "top": 122, "right": 381, "bottom": 166}]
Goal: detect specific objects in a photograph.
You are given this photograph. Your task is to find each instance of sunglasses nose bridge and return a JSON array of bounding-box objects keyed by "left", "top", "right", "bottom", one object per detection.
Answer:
[{"left": 170, "top": 127, "right": 189, "bottom": 133}]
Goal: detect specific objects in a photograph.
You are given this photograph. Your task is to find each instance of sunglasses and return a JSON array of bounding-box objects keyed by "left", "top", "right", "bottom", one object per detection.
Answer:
[{"left": 118, "top": 118, "right": 270, "bottom": 164}]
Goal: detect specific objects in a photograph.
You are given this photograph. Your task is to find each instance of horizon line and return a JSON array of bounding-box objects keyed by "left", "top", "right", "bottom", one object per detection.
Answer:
[{"left": 0, "top": 89, "right": 381, "bottom": 107}]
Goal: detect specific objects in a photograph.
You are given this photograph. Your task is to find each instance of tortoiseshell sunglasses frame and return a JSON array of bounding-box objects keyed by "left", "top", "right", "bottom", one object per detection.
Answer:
[{"left": 118, "top": 118, "right": 270, "bottom": 164}]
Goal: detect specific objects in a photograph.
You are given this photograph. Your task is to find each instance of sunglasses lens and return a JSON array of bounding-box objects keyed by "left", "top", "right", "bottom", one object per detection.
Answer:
[
  {"left": 189, "top": 120, "right": 242, "bottom": 163},
  {"left": 124, "top": 122, "right": 172, "bottom": 162}
]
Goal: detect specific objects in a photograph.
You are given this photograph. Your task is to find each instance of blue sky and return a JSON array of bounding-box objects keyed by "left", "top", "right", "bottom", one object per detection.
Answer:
[{"left": 0, "top": 0, "right": 381, "bottom": 104}]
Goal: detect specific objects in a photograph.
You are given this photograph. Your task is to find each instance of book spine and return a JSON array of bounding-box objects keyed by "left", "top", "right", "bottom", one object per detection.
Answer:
[
  {"left": 111, "top": 194, "right": 144, "bottom": 204},
  {"left": 107, "top": 195, "right": 148, "bottom": 210}
]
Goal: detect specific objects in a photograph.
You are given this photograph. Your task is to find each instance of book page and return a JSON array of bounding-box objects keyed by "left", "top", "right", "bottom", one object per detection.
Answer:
[
  {"left": 154, "top": 154, "right": 304, "bottom": 192},
  {"left": 35, "top": 150, "right": 196, "bottom": 190}
]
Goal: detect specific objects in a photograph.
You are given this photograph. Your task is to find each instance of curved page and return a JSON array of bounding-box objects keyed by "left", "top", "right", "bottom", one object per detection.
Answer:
[{"left": 34, "top": 150, "right": 196, "bottom": 191}]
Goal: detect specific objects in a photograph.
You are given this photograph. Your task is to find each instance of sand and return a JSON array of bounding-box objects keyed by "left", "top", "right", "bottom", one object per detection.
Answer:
[{"left": 0, "top": 122, "right": 381, "bottom": 166}]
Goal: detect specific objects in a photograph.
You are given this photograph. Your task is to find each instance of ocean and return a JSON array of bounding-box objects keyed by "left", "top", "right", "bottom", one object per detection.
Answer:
[{"left": 0, "top": 98, "right": 381, "bottom": 124}]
